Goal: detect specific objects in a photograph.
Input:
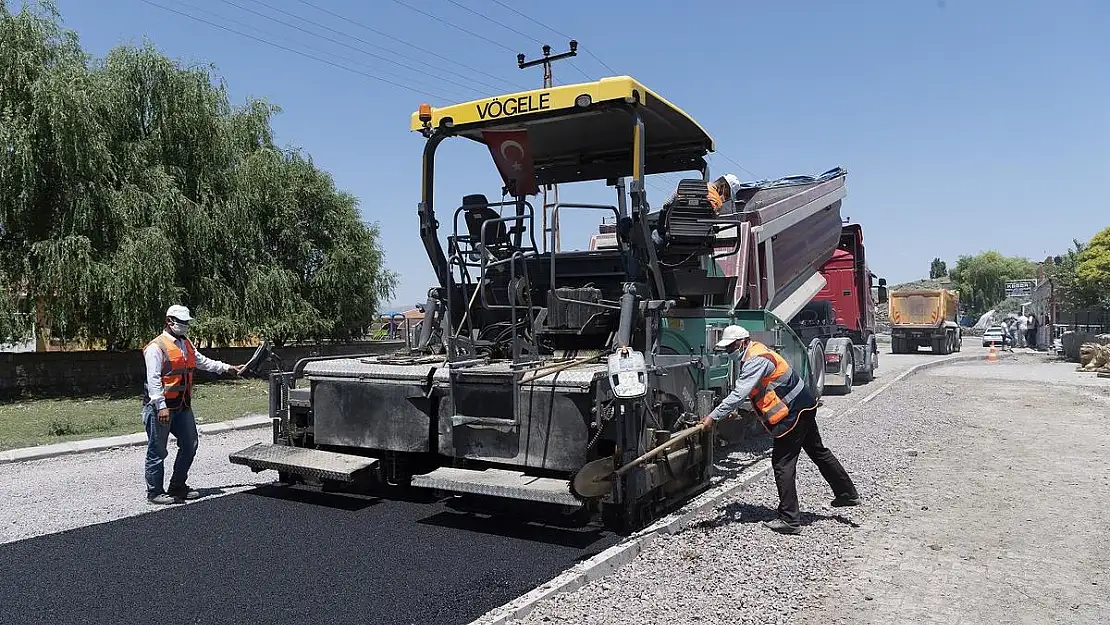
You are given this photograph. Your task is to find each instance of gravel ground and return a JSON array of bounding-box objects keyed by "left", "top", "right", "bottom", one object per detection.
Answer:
[
  {"left": 807, "top": 358, "right": 1110, "bottom": 624},
  {"left": 510, "top": 367, "right": 948, "bottom": 625},
  {"left": 510, "top": 351, "right": 1108, "bottom": 625}
]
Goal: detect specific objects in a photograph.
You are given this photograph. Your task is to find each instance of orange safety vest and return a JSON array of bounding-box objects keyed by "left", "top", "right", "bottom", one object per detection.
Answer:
[
  {"left": 146, "top": 334, "right": 196, "bottom": 410},
  {"left": 744, "top": 341, "right": 810, "bottom": 438}
]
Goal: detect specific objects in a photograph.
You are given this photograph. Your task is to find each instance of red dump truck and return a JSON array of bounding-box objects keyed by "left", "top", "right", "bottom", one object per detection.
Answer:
[{"left": 787, "top": 223, "right": 886, "bottom": 395}]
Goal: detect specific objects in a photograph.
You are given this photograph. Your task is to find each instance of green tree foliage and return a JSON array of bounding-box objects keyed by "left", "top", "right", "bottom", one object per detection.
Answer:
[
  {"left": 0, "top": 1, "right": 396, "bottom": 347},
  {"left": 1045, "top": 239, "right": 1090, "bottom": 312},
  {"left": 1075, "top": 226, "right": 1110, "bottom": 309},
  {"left": 948, "top": 251, "right": 1036, "bottom": 317},
  {"left": 929, "top": 257, "right": 948, "bottom": 279}
]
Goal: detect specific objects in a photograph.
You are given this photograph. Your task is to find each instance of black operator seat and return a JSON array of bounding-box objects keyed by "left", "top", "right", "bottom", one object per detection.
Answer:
[{"left": 462, "top": 194, "right": 509, "bottom": 252}]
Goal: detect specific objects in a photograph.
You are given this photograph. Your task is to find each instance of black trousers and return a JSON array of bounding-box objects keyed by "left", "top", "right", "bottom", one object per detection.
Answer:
[{"left": 771, "top": 406, "right": 857, "bottom": 524}]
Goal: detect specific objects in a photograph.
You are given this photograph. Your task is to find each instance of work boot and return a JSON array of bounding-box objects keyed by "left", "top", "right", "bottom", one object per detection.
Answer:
[
  {"left": 168, "top": 485, "right": 201, "bottom": 502},
  {"left": 831, "top": 494, "right": 862, "bottom": 508},
  {"left": 147, "top": 493, "right": 177, "bottom": 505},
  {"left": 764, "top": 518, "right": 802, "bottom": 535}
]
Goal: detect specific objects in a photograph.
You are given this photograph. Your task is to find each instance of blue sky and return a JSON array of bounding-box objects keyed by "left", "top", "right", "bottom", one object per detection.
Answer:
[{"left": 28, "top": 0, "right": 1110, "bottom": 309}]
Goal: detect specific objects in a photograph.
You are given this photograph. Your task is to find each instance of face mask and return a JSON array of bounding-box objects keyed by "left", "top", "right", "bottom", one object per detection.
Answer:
[
  {"left": 169, "top": 321, "right": 189, "bottom": 337},
  {"left": 728, "top": 348, "right": 744, "bottom": 363}
]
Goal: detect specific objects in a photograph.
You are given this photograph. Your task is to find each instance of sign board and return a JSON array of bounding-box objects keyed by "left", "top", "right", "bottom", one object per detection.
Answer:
[{"left": 1004, "top": 279, "right": 1037, "bottom": 298}]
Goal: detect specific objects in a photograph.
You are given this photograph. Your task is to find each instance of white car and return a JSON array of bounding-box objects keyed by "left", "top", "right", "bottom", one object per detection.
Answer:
[{"left": 982, "top": 325, "right": 1006, "bottom": 347}]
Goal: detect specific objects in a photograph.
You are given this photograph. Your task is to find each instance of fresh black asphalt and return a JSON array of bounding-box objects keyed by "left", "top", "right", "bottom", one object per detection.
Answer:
[{"left": 0, "top": 485, "right": 620, "bottom": 625}]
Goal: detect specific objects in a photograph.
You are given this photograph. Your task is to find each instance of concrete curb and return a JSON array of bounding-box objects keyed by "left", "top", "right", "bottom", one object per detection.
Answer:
[
  {"left": 472, "top": 459, "right": 774, "bottom": 625},
  {"left": 0, "top": 414, "right": 271, "bottom": 465},
  {"left": 470, "top": 350, "right": 993, "bottom": 625}
]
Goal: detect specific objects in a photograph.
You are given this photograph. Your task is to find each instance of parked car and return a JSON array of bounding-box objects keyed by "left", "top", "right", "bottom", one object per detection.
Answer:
[{"left": 982, "top": 325, "right": 1006, "bottom": 347}]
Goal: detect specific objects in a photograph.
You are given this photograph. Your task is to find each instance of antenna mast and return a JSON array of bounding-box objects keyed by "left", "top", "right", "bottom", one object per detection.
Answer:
[{"left": 518, "top": 40, "right": 578, "bottom": 253}]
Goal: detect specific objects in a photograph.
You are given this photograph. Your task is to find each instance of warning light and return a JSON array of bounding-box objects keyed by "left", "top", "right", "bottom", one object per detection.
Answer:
[{"left": 418, "top": 103, "right": 432, "bottom": 123}]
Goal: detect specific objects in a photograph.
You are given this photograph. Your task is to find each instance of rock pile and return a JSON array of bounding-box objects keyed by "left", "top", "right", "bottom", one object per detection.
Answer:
[
  {"left": 1078, "top": 339, "right": 1110, "bottom": 373},
  {"left": 1062, "top": 331, "right": 1110, "bottom": 362}
]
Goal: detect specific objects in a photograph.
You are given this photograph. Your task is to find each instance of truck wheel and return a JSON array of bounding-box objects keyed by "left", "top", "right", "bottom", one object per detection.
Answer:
[
  {"left": 857, "top": 339, "right": 876, "bottom": 383},
  {"left": 892, "top": 337, "right": 905, "bottom": 354},
  {"left": 807, "top": 338, "right": 826, "bottom": 400},
  {"left": 841, "top": 352, "right": 854, "bottom": 394}
]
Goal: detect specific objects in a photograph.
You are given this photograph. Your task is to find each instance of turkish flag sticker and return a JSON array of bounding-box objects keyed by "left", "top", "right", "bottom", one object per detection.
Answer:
[{"left": 482, "top": 129, "right": 539, "bottom": 196}]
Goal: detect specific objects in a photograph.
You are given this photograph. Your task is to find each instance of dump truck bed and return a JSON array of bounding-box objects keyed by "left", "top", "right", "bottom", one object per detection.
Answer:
[
  {"left": 715, "top": 167, "right": 846, "bottom": 321},
  {"left": 889, "top": 289, "right": 959, "bottom": 328}
]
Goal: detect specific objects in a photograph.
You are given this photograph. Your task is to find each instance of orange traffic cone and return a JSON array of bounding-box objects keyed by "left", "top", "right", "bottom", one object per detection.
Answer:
[{"left": 986, "top": 345, "right": 999, "bottom": 363}]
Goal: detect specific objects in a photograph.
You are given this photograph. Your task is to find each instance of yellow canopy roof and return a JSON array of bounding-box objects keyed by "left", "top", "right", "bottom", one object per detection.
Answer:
[{"left": 410, "top": 76, "right": 716, "bottom": 185}]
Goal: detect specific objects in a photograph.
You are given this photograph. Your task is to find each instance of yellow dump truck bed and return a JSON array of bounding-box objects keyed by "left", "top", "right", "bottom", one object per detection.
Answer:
[{"left": 889, "top": 289, "right": 959, "bottom": 328}]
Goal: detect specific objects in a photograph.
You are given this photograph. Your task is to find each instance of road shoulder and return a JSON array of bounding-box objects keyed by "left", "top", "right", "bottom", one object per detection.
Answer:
[{"left": 804, "top": 359, "right": 1110, "bottom": 624}]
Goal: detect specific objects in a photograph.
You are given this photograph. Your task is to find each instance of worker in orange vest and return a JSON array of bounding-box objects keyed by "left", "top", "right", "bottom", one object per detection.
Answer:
[
  {"left": 142, "top": 305, "right": 245, "bottom": 504},
  {"left": 701, "top": 325, "right": 860, "bottom": 534}
]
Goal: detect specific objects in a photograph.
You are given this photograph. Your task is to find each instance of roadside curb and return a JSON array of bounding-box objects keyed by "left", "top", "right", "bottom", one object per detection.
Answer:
[
  {"left": 472, "top": 459, "right": 774, "bottom": 625},
  {"left": 0, "top": 414, "right": 271, "bottom": 465},
  {"left": 470, "top": 350, "right": 990, "bottom": 625}
]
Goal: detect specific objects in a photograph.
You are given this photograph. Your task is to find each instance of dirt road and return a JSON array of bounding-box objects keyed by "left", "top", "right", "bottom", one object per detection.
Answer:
[{"left": 805, "top": 357, "right": 1110, "bottom": 625}]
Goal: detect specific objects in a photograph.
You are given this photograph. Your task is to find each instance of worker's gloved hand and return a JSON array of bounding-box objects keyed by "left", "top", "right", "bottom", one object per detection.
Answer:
[
  {"left": 157, "top": 408, "right": 170, "bottom": 424},
  {"left": 700, "top": 415, "right": 716, "bottom": 429}
]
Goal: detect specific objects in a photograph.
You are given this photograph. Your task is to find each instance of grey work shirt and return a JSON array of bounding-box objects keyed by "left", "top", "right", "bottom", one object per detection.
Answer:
[{"left": 708, "top": 351, "right": 776, "bottom": 421}]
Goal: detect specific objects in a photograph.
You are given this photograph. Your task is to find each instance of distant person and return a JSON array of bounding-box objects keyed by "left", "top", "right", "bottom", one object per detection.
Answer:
[
  {"left": 1017, "top": 314, "right": 1029, "bottom": 348},
  {"left": 142, "top": 305, "right": 245, "bottom": 504},
  {"left": 1027, "top": 314, "right": 1039, "bottom": 349},
  {"left": 999, "top": 319, "right": 1012, "bottom": 351},
  {"left": 710, "top": 173, "right": 742, "bottom": 214},
  {"left": 701, "top": 325, "right": 860, "bottom": 535}
]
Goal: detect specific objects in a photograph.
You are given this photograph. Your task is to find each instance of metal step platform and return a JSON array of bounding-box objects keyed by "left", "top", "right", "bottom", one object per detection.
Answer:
[
  {"left": 410, "top": 467, "right": 581, "bottom": 507},
  {"left": 229, "top": 443, "right": 379, "bottom": 482}
]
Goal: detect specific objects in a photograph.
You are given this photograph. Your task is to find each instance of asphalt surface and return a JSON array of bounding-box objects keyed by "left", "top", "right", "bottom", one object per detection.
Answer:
[
  {"left": 0, "top": 346, "right": 970, "bottom": 625},
  {"left": 0, "top": 485, "right": 619, "bottom": 625}
]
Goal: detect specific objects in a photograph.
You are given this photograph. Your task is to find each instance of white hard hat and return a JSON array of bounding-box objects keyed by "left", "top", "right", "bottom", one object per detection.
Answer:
[
  {"left": 715, "top": 325, "right": 750, "bottom": 348},
  {"left": 165, "top": 305, "right": 192, "bottom": 321},
  {"left": 722, "top": 173, "right": 742, "bottom": 199}
]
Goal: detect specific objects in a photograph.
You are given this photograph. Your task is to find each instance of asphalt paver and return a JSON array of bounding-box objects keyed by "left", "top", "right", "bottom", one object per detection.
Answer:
[{"left": 0, "top": 485, "right": 619, "bottom": 625}]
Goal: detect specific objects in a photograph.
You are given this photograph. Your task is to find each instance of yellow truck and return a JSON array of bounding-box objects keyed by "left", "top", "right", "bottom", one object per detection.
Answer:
[{"left": 889, "top": 289, "right": 962, "bottom": 354}]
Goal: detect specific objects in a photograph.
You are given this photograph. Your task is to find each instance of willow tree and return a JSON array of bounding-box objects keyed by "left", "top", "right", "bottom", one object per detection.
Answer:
[
  {"left": 0, "top": 1, "right": 395, "bottom": 347},
  {"left": 948, "top": 251, "right": 1036, "bottom": 317}
]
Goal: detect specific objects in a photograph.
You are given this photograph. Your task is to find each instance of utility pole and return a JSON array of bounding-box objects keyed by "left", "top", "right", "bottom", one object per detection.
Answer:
[{"left": 518, "top": 41, "right": 577, "bottom": 253}]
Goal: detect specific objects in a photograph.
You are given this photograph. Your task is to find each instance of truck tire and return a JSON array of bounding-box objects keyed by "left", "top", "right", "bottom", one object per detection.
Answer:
[
  {"left": 841, "top": 352, "right": 854, "bottom": 394},
  {"left": 932, "top": 336, "right": 948, "bottom": 355},
  {"left": 857, "top": 337, "right": 876, "bottom": 383},
  {"left": 806, "top": 338, "right": 826, "bottom": 400},
  {"left": 824, "top": 337, "right": 854, "bottom": 395}
]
